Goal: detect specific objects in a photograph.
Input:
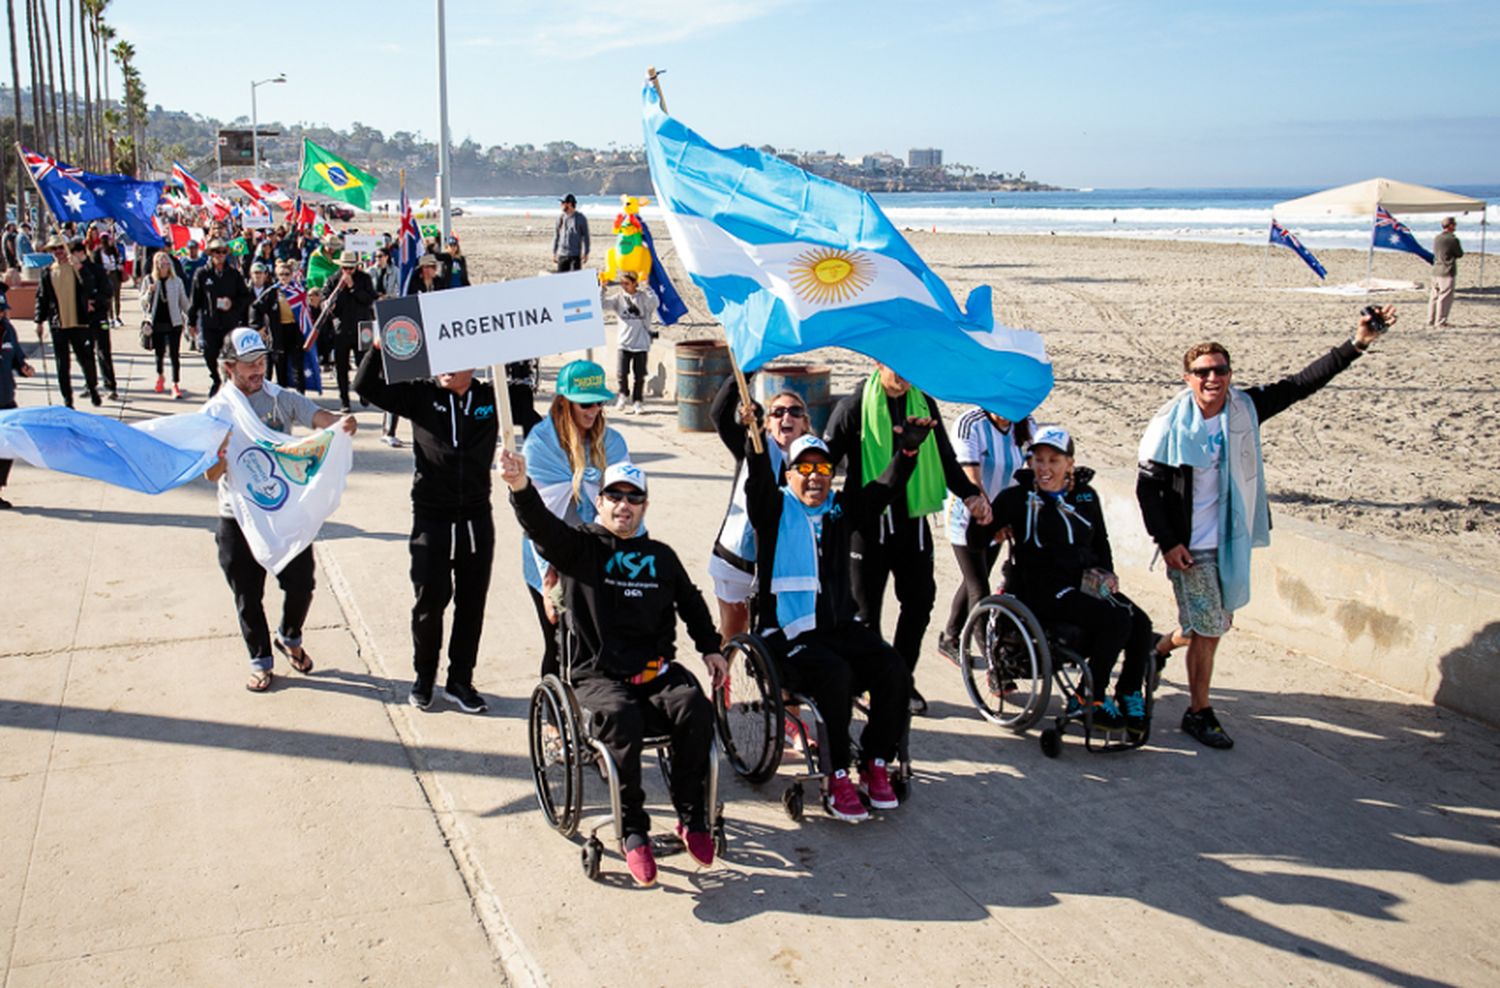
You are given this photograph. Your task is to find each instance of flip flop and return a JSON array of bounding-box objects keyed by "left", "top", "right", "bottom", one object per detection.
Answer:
[
  {"left": 274, "top": 639, "right": 314, "bottom": 674},
  {"left": 246, "top": 669, "right": 273, "bottom": 692}
]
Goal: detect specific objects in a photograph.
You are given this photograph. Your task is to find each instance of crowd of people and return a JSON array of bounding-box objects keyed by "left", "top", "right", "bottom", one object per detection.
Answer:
[{"left": 1, "top": 193, "right": 1400, "bottom": 890}]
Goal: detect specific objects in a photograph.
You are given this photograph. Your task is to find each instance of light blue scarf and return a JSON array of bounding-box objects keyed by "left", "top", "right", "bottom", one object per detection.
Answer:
[
  {"left": 771, "top": 489, "right": 832, "bottom": 639},
  {"left": 519, "top": 414, "right": 630, "bottom": 591},
  {"left": 1139, "top": 388, "right": 1269, "bottom": 610}
]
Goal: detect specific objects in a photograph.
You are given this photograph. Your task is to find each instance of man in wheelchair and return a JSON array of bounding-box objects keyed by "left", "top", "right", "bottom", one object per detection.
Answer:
[
  {"left": 968, "top": 426, "right": 1160, "bottom": 737},
  {"left": 743, "top": 421, "right": 932, "bottom": 822},
  {"left": 500, "top": 453, "right": 728, "bottom": 887}
]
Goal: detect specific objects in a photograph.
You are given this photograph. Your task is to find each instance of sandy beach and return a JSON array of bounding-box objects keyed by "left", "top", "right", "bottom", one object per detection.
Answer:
[{"left": 447, "top": 213, "right": 1500, "bottom": 575}]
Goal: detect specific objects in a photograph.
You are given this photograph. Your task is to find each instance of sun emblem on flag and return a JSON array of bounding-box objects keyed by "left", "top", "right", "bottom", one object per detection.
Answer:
[{"left": 787, "top": 247, "right": 875, "bottom": 305}]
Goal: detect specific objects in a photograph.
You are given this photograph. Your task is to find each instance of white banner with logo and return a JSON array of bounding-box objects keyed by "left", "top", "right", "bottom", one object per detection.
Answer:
[
  {"left": 376, "top": 269, "right": 606, "bottom": 383},
  {"left": 207, "top": 385, "right": 354, "bottom": 574},
  {"left": 343, "top": 232, "right": 380, "bottom": 254}
]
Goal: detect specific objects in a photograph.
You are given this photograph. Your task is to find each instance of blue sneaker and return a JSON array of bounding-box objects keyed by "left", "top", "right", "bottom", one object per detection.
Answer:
[{"left": 1119, "top": 692, "right": 1147, "bottom": 737}]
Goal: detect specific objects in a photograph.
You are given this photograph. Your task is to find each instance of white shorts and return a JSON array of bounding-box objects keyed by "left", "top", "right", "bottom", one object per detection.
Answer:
[{"left": 708, "top": 554, "right": 756, "bottom": 605}]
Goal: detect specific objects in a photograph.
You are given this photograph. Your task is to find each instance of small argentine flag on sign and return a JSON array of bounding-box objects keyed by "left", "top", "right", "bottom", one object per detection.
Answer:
[{"left": 563, "top": 298, "right": 594, "bottom": 324}]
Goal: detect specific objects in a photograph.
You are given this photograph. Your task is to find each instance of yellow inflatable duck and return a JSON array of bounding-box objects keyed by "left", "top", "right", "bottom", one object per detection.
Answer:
[{"left": 599, "top": 195, "right": 654, "bottom": 285}]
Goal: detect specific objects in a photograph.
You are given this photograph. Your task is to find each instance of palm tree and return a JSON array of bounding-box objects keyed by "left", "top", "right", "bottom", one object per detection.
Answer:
[
  {"left": 38, "top": 0, "right": 62, "bottom": 159},
  {"left": 9, "top": 0, "right": 26, "bottom": 216},
  {"left": 53, "top": 0, "right": 70, "bottom": 160},
  {"left": 98, "top": 14, "right": 114, "bottom": 166}
]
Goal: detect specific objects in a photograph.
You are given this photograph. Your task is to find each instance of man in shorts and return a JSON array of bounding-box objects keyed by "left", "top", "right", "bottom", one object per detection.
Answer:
[{"left": 1136, "top": 306, "right": 1394, "bottom": 749}]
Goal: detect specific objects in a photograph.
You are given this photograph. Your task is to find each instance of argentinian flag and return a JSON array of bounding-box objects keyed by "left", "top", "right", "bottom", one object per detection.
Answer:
[{"left": 642, "top": 85, "right": 1052, "bottom": 420}]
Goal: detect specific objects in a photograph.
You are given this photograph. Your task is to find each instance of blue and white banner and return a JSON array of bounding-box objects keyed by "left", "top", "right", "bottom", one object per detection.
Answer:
[
  {"left": 0, "top": 405, "right": 226, "bottom": 494},
  {"left": 640, "top": 85, "right": 1052, "bottom": 421}
]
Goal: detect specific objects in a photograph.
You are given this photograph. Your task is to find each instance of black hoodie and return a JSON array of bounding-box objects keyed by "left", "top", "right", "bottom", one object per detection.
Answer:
[{"left": 969, "top": 467, "right": 1111, "bottom": 603}]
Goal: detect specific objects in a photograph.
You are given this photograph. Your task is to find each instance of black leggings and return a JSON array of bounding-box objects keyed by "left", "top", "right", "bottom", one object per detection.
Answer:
[
  {"left": 153, "top": 326, "right": 182, "bottom": 381},
  {"left": 51, "top": 328, "right": 98, "bottom": 406},
  {"left": 616, "top": 349, "right": 647, "bottom": 403},
  {"left": 944, "top": 541, "right": 1002, "bottom": 641},
  {"left": 769, "top": 624, "right": 910, "bottom": 772},
  {"left": 530, "top": 585, "right": 562, "bottom": 678},
  {"left": 1025, "top": 587, "right": 1154, "bottom": 700}
]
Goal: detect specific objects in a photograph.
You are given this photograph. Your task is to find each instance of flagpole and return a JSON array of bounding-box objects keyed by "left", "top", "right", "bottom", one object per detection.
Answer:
[
  {"left": 1366, "top": 208, "right": 1377, "bottom": 288},
  {"left": 646, "top": 66, "right": 763, "bottom": 455},
  {"left": 15, "top": 142, "right": 63, "bottom": 226},
  {"left": 1260, "top": 220, "right": 1269, "bottom": 289},
  {"left": 435, "top": 0, "right": 453, "bottom": 243},
  {"left": 1480, "top": 213, "right": 1488, "bottom": 289}
]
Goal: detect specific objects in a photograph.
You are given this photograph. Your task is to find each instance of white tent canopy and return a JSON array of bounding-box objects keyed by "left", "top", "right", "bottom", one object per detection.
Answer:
[
  {"left": 1274, "top": 177, "right": 1486, "bottom": 217},
  {"left": 1273, "top": 177, "right": 1487, "bottom": 287}
]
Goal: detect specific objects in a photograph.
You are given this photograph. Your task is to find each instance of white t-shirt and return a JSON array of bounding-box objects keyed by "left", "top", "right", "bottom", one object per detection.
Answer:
[
  {"left": 945, "top": 408, "right": 1030, "bottom": 542},
  {"left": 1189, "top": 413, "right": 1225, "bottom": 550}
]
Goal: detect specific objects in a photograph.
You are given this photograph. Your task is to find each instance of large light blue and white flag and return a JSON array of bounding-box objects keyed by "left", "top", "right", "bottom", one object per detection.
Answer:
[
  {"left": 0, "top": 395, "right": 352, "bottom": 574},
  {"left": 641, "top": 85, "right": 1052, "bottom": 421}
]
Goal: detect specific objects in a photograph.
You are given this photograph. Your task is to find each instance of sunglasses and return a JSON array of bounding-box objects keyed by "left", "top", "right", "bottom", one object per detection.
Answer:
[
  {"left": 575, "top": 400, "right": 605, "bottom": 409},
  {"left": 769, "top": 406, "right": 807, "bottom": 419},
  {"left": 1188, "top": 365, "right": 1231, "bottom": 379},
  {"left": 601, "top": 489, "right": 646, "bottom": 505},
  {"left": 790, "top": 461, "right": 834, "bottom": 477}
]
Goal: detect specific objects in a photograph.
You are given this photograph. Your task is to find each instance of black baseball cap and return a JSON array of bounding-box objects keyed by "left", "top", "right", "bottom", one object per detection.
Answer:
[{"left": 560, "top": 194, "right": 578, "bottom": 205}]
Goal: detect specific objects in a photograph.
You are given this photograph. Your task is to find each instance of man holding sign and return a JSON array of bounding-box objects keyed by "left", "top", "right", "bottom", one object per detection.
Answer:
[{"left": 354, "top": 341, "right": 498, "bottom": 714}]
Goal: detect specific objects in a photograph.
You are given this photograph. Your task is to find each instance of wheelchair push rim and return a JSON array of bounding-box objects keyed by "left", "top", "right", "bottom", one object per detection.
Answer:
[
  {"left": 959, "top": 595, "right": 1053, "bottom": 732},
  {"left": 527, "top": 675, "right": 585, "bottom": 837},
  {"left": 714, "top": 633, "right": 785, "bottom": 785}
]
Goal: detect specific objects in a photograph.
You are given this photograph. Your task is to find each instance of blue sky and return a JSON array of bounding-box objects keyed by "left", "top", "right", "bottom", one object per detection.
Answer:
[{"left": 106, "top": 0, "right": 1499, "bottom": 187}]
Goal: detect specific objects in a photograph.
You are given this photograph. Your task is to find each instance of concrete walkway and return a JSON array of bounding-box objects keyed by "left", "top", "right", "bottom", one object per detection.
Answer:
[{"left": 3, "top": 319, "right": 1499, "bottom": 986}]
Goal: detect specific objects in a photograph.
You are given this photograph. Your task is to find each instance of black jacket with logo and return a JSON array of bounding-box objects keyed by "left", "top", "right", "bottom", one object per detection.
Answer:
[
  {"left": 510, "top": 481, "right": 720, "bottom": 681},
  {"left": 188, "top": 261, "right": 251, "bottom": 336},
  {"left": 970, "top": 467, "right": 1111, "bottom": 604},
  {"left": 353, "top": 349, "right": 497, "bottom": 518}
]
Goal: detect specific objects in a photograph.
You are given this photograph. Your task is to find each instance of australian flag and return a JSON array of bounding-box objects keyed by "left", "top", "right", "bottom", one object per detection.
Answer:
[
  {"left": 1269, "top": 219, "right": 1326, "bottom": 280},
  {"left": 639, "top": 217, "right": 689, "bottom": 326},
  {"left": 23, "top": 146, "right": 164, "bottom": 246},
  {"left": 23, "top": 146, "right": 109, "bottom": 223},
  {"left": 280, "top": 279, "right": 323, "bottom": 394},
  {"left": 397, "top": 183, "right": 421, "bottom": 293},
  {"left": 86, "top": 175, "right": 166, "bottom": 246},
  {"left": 1373, "top": 207, "right": 1434, "bottom": 264}
]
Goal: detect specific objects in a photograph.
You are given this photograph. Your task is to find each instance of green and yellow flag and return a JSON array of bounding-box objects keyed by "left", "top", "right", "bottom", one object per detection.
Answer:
[{"left": 298, "top": 139, "right": 377, "bottom": 211}]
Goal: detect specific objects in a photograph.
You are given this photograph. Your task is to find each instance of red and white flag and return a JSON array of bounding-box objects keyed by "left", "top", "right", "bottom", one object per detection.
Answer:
[
  {"left": 232, "top": 178, "right": 292, "bottom": 206},
  {"left": 206, "top": 188, "right": 234, "bottom": 221},
  {"left": 171, "top": 160, "right": 205, "bottom": 205}
]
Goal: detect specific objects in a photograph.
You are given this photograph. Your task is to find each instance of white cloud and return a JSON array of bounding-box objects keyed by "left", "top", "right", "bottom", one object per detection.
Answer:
[{"left": 522, "top": 0, "right": 798, "bottom": 57}]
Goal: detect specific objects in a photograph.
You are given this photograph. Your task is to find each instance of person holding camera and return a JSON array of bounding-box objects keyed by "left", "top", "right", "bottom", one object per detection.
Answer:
[
  {"left": 1136, "top": 306, "right": 1395, "bottom": 750},
  {"left": 601, "top": 271, "right": 658, "bottom": 415}
]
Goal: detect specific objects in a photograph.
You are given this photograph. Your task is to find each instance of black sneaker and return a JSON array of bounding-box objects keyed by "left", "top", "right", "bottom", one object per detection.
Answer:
[
  {"left": 936, "top": 635, "right": 959, "bottom": 665},
  {"left": 443, "top": 682, "right": 489, "bottom": 714},
  {"left": 408, "top": 678, "right": 434, "bottom": 710},
  {"left": 1090, "top": 698, "right": 1125, "bottom": 732},
  {"left": 89, "top": 391, "right": 102, "bottom": 407},
  {"left": 1182, "top": 706, "right": 1234, "bottom": 749},
  {"left": 0, "top": 496, "right": 12, "bottom": 509}
]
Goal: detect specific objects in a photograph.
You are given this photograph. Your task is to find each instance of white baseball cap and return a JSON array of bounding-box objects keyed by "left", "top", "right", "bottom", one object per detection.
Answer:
[
  {"left": 601, "top": 462, "right": 648, "bottom": 494},
  {"left": 787, "top": 435, "right": 831, "bottom": 464},
  {"left": 1030, "top": 425, "right": 1074, "bottom": 456},
  {"left": 225, "top": 327, "right": 269, "bottom": 362}
]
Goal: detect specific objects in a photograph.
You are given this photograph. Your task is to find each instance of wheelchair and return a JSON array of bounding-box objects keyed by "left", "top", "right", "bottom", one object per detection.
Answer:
[
  {"left": 956, "top": 592, "right": 1161, "bottom": 757},
  {"left": 712, "top": 631, "right": 913, "bottom": 821},
  {"left": 526, "top": 627, "right": 727, "bottom": 881}
]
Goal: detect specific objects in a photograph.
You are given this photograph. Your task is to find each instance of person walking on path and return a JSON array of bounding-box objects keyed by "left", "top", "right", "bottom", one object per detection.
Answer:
[
  {"left": 520, "top": 361, "right": 630, "bottom": 678},
  {"left": 79, "top": 240, "right": 118, "bottom": 402},
  {"left": 706, "top": 373, "right": 810, "bottom": 642},
  {"left": 1136, "top": 306, "right": 1396, "bottom": 750},
  {"left": 33, "top": 236, "right": 102, "bottom": 409},
  {"left": 1427, "top": 217, "right": 1463, "bottom": 327},
  {"left": 602, "top": 271, "right": 658, "bottom": 414},
  {"left": 501, "top": 454, "right": 727, "bottom": 885},
  {"left": 822, "top": 364, "right": 990, "bottom": 714},
  {"left": 354, "top": 345, "right": 498, "bottom": 714},
  {"left": 553, "top": 194, "right": 590, "bottom": 272},
  {"left": 0, "top": 301, "right": 39, "bottom": 508},
  {"left": 141, "top": 252, "right": 190, "bottom": 399},
  {"left": 322, "top": 251, "right": 376, "bottom": 413},
  {"left": 189, "top": 238, "right": 252, "bottom": 397},
  {"left": 936, "top": 408, "right": 1033, "bottom": 662},
  {"left": 204, "top": 328, "right": 357, "bottom": 692}
]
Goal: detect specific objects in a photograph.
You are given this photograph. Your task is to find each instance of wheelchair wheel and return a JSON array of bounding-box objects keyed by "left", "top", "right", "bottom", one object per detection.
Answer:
[
  {"left": 1040, "top": 727, "right": 1062, "bottom": 759},
  {"left": 714, "top": 634, "right": 785, "bottom": 785},
  {"left": 782, "top": 782, "right": 806, "bottom": 821},
  {"left": 959, "top": 595, "right": 1053, "bottom": 732},
  {"left": 528, "top": 675, "right": 585, "bottom": 838},
  {"left": 581, "top": 837, "right": 603, "bottom": 881}
]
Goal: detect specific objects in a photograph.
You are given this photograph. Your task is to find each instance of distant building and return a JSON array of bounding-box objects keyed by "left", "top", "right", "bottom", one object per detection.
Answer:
[
  {"left": 909, "top": 148, "right": 943, "bottom": 169},
  {"left": 861, "top": 152, "right": 903, "bottom": 173}
]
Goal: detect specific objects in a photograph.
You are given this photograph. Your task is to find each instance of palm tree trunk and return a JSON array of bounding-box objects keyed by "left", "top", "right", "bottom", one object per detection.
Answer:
[
  {"left": 9, "top": 0, "right": 26, "bottom": 218},
  {"left": 77, "top": 0, "right": 91, "bottom": 167},
  {"left": 53, "top": 0, "right": 70, "bottom": 161},
  {"left": 38, "top": 0, "right": 61, "bottom": 160},
  {"left": 28, "top": 0, "right": 46, "bottom": 155}
]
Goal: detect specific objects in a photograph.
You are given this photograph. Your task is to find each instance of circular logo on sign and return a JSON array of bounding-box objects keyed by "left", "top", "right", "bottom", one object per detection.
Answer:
[{"left": 382, "top": 316, "right": 423, "bottom": 360}]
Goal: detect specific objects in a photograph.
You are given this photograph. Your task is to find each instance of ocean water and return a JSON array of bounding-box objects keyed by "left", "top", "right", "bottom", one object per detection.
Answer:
[{"left": 441, "top": 186, "right": 1500, "bottom": 253}]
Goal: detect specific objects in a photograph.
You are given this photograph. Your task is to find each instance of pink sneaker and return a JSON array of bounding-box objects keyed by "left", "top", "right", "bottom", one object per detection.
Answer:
[
  {"left": 827, "top": 770, "right": 869, "bottom": 823},
  {"left": 675, "top": 823, "right": 715, "bottom": 868},
  {"left": 860, "top": 759, "right": 900, "bottom": 810},
  {"left": 154, "top": 375, "right": 164, "bottom": 394},
  {"left": 623, "top": 839, "right": 657, "bottom": 887}
]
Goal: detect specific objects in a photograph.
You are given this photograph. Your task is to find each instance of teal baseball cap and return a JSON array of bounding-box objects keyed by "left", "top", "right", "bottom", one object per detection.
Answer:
[{"left": 556, "top": 360, "right": 614, "bottom": 404}]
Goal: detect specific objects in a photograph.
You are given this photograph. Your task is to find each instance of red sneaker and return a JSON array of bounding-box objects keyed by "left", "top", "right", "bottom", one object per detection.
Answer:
[
  {"left": 154, "top": 375, "right": 165, "bottom": 394},
  {"left": 675, "top": 823, "right": 715, "bottom": 868},
  {"left": 827, "top": 770, "right": 870, "bottom": 822},
  {"left": 860, "top": 759, "right": 900, "bottom": 810},
  {"left": 623, "top": 839, "right": 657, "bottom": 887}
]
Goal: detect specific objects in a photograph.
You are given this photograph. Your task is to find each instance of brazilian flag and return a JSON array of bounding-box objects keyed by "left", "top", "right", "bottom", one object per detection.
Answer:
[{"left": 298, "top": 139, "right": 377, "bottom": 211}]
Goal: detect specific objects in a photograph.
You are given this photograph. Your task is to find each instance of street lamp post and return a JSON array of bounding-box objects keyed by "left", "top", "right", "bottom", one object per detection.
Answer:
[{"left": 250, "top": 74, "right": 287, "bottom": 181}]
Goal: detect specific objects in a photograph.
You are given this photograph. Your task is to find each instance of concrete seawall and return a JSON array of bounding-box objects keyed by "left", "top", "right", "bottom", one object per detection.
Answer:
[{"left": 1090, "top": 468, "right": 1500, "bottom": 727}]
